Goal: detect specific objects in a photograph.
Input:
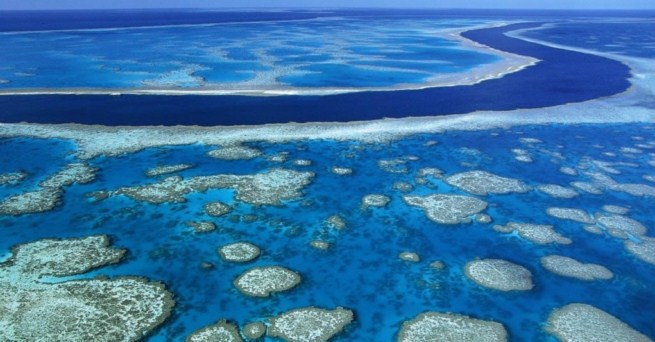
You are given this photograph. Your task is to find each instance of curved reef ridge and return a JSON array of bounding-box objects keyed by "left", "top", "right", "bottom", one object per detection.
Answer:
[{"left": 0, "top": 23, "right": 630, "bottom": 126}]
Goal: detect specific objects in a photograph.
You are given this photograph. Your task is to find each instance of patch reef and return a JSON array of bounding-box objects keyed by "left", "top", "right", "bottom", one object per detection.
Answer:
[
  {"left": 186, "top": 320, "right": 242, "bottom": 342},
  {"left": 398, "top": 312, "right": 508, "bottom": 342},
  {"left": 445, "top": 170, "right": 530, "bottom": 196},
  {"left": 546, "top": 303, "right": 651, "bottom": 342},
  {"left": 91, "top": 168, "right": 314, "bottom": 206},
  {"left": 404, "top": 194, "right": 488, "bottom": 224},
  {"left": 464, "top": 258, "right": 533, "bottom": 291},
  {"left": 267, "top": 306, "right": 354, "bottom": 342},
  {"left": 234, "top": 266, "right": 301, "bottom": 297},
  {"left": 0, "top": 163, "right": 96, "bottom": 216},
  {"left": 0, "top": 235, "right": 174, "bottom": 341},
  {"left": 540, "top": 255, "right": 613, "bottom": 281},
  {"left": 219, "top": 242, "right": 261, "bottom": 263},
  {"left": 493, "top": 222, "right": 571, "bottom": 245}
]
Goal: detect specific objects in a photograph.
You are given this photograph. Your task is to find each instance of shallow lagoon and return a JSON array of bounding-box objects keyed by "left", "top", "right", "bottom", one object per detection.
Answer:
[{"left": 1, "top": 123, "right": 654, "bottom": 340}]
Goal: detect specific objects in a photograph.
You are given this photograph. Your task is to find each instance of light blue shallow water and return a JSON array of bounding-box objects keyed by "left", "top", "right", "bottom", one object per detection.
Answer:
[
  {"left": 0, "top": 17, "right": 500, "bottom": 90},
  {"left": 1, "top": 123, "right": 654, "bottom": 340}
]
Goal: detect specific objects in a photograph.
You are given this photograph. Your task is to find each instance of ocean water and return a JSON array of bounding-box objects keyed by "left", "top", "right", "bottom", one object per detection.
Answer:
[
  {"left": 520, "top": 20, "right": 655, "bottom": 58},
  {"left": 1, "top": 124, "right": 655, "bottom": 340},
  {"left": 1, "top": 9, "right": 655, "bottom": 341},
  {"left": 0, "top": 14, "right": 498, "bottom": 90}
]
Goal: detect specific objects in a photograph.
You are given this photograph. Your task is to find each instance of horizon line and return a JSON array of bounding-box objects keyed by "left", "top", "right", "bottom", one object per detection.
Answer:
[{"left": 2, "top": 7, "right": 655, "bottom": 12}]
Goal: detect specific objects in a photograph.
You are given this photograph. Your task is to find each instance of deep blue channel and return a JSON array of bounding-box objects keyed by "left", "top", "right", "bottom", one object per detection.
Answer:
[{"left": 0, "top": 21, "right": 632, "bottom": 125}]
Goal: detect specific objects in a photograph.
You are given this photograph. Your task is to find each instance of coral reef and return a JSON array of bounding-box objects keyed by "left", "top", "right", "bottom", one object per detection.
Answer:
[
  {"left": 234, "top": 266, "right": 301, "bottom": 297},
  {"left": 540, "top": 255, "right": 613, "bottom": 281},
  {"left": 546, "top": 303, "right": 650, "bottom": 342},
  {"left": 398, "top": 312, "right": 507, "bottom": 342},
  {"left": 465, "top": 258, "right": 533, "bottom": 291},
  {"left": 268, "top": 306, "right": 354, "bottom": 342},
  {"left": 404, "top": 194, "right": 488, "bottom": 225}
]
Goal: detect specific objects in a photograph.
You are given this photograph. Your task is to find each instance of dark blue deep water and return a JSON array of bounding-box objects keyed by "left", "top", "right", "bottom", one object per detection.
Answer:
[{"left": 1, "top": 124, "right": 655, "bottom": 340}]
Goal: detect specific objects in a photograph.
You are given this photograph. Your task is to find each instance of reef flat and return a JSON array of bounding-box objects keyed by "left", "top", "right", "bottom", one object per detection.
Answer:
[
  {"left": 540, "top": 255, "right": 613, "bottom": 281},
  {"left": 0, "top": 235, "right": 173, "bottom": 341},
  {"left": 91, "top": 168, "right": 314, "bottom": 206},
  {"left": 465, "top": 259, "right": 534, "bottom": 291},
  {"left": 546, "top": 304, "right": 651, "bottom": 342},
  {"left": 398, "top": 312, "right": 508, "bottom": 342},
  {"left": 267, "top": 307, "right": 354, "bottom": 342}
]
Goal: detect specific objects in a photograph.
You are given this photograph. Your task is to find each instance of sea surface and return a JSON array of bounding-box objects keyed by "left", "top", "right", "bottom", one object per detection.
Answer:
[{"left": 1, "top": 8, "right": 655, "bottom": 341}]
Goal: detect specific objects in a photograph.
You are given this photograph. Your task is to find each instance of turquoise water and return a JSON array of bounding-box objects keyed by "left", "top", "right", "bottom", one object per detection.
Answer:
[
  {"left": 1, "top": 123, "right": 654, "bottom": 340},
  {"left": 0, "top": 17, "right": 499, "bottom": 90}
]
